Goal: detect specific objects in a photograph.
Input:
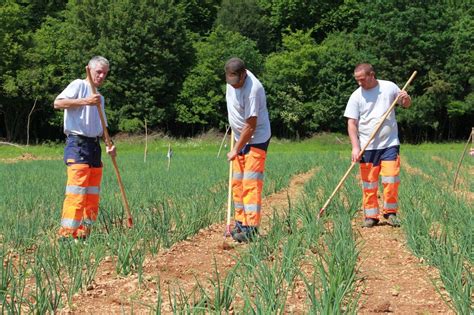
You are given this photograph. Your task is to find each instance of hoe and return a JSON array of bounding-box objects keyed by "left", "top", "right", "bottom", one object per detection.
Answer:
[
  {"left": 86, "top": 66, "right": 133, "bottom": 228},
  {"left": 222, "top": 131, "right": 235, "bottom": 250},
  {"left": 453, "top": 127, "right": 474, "bottom": 190}
]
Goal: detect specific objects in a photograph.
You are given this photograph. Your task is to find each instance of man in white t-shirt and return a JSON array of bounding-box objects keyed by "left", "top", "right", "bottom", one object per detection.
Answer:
[
  {"left": 54, "top": 56, "right": 116, "bottom": 240},
  {"left": 344, "top": 63, "right": 411, "bottom": 228},
  {"left": 225, "top": 57, "right": 271, "bottom": 243}
]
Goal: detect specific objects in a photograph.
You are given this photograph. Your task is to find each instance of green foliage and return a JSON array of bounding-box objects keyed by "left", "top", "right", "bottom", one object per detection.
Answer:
[
  {"left": 215, "top": 0, "right": 275, "bottom": 54},
  {"left": 177, "top": 0, "right": 220, "bottom": 36},
  {"left": 263, "top": 30, "right": 366, "bottom": 137},
  {"left": 175, "top": 26, "right": 263, "bottom": 133},
  {"left": 0, "top": 0, "right": 472, "bottom": 142},
  {"left": 118, "top": 118, "right": 144, "bottom": 134},
  {"left": 263, "top": 30, "right": 320, "bottom": 137},
  {"left": 354, "top": 1, "right": 474, "bottom": 140},
  {"left": 63, "top": 0, "right": 194, "bottom": 128}
]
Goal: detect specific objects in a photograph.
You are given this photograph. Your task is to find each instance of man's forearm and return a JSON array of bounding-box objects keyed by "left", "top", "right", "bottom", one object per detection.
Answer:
[
  {"left": 234, "top": 123, "right": 255, "bottom": 152},
  {"left": 348, "top": 121, "right": 360, "bottom": 149},
  {"left": 54, "top": 98, "right": 88, "bottom": 109}
]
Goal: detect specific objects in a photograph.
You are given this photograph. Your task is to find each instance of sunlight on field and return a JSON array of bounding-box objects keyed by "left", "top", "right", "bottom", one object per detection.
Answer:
[{"left": 0, "top": 136, "right": 471, "bottom": 313}]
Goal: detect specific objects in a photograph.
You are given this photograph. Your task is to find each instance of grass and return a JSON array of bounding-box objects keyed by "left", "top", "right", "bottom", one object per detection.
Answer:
[{"left": 0, "top": 133, "right": 471, "bottom": 312}]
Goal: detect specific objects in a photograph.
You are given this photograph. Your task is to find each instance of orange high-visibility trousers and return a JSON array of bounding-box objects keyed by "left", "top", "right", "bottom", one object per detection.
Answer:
[
  {"left": 359, "top": 146, "right": 400, "bottom": 219},
  {"left": 232, "top": 147, "right": 267, "bottom": 227},
  {"left": 58, "top": 164, "right": 102, "bottom": 238}
]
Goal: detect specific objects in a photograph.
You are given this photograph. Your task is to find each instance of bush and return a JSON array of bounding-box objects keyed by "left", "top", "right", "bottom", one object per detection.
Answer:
[{"left": 118, "top": 118, "right": 143, "bottom": 134}]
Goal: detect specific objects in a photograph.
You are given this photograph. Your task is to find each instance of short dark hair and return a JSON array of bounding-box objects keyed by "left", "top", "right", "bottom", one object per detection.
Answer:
[
  {"left": 225, "top": 57, "right": 246, "bottom": 74},
  {"left": 354, "top": 63, "right": 375, "bottom": 75}
]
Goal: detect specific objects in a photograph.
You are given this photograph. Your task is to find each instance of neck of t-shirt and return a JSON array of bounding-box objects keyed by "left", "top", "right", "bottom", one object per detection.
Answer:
[{"left": 363, "top": 79, "right": 379, "bottom": 91}]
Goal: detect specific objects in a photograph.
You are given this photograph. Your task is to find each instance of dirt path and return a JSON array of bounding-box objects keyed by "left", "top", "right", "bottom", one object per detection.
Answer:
[
  {"left": 355, "top": 219, "right": 452, "bottom": 314},
  {"left": 354, "top": 158, "right": 453, "bottom": 314},
  {"left": 63, "top": 162, "right": 455, "bottom": 314},
  {"left": 0, "top": 153, "right": 61, "bottom": 163}
]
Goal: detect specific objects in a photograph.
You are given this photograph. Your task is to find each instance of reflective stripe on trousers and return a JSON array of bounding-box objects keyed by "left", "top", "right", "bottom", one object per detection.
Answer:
[
  {"left": 232, "top": 147, "right": 267, "bottom": 227},
  {"left": 360, "top": 155, "right": 400, "bottom": 219},
  {"left": 58, "top": 163, "right": 102, "bottom": 238}
]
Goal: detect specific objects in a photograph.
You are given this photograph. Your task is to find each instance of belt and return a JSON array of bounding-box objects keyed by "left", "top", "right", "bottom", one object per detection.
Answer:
[{"left": 68, "top": 134, "right": 100, "bottom": 142}]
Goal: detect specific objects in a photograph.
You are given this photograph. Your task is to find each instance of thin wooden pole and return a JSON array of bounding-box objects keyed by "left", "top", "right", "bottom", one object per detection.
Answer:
[
  {"left": 217, "top": 125, "right": 231, "bottom": 158},
  {"left": 453, "top": 127, "right": 474, "bottom": 190},
  {"left": 167, "top": 142, "right": 172, "bottom": 171},
  {"left": 224, "top": 131, "right": 235, "bottom": 237},
  {"left": 26, "top": 97, "right": 38, "bottom": 146},
  {"left": 144, "top": 118, "right": 148, "bottom": 163},
  {"left": 86, "top": 66, "right": 133, "bottom": 228},
  {"left": 319, "top": 71, "right": 417, "bottom": 217}
]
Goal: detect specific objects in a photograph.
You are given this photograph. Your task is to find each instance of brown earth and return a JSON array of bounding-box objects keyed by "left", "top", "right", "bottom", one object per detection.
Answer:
[
  {"left": 0, "top": 152, "right": 61, "bottom": 163},
  {"left": 354, "top": 216, "right": 453, "bottom": 314},
  {"left": 61, "top": 165, "right": 453, "bottom": 314}
]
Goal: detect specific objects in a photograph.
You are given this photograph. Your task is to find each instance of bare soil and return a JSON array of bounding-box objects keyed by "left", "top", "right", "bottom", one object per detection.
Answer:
[
  {"left": 0, "top": 152, "right": 61, "bottom": 163},
  {"left": 61, "top": 166, "right": 453, "bottom": 314},
  {"left": 354, "top": 217, "right": 452, "bottom": 314}
]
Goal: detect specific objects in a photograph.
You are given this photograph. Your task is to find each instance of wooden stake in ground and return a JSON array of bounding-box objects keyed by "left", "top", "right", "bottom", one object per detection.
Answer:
[
  {"left": 222, "top": 131, "right": 235, "bottom": 250},
  {"left": 453, "top": 127, "right": 474, "bottom": 190},
  {"left": 319, "top": 71, "right": 417, "bottom": 217},
  {"left": 86, "top": 66, "right": 133, "bottom": 228},
  {"left": 27, "top": 96, "right": 38, "bottom": 146},
  {"left": 144, "top": 118, "right": 148, "bottom": 163},
  {"left": 167, "top": 143, "right": 172, "bottom": 171},
  {"left": 217, "top": 125, "right": 231, "bottom": 158}
]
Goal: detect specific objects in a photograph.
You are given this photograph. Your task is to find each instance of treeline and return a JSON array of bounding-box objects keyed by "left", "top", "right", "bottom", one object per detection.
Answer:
[{"left": 1, "top": 0, "right": 472, "bottom": 143}]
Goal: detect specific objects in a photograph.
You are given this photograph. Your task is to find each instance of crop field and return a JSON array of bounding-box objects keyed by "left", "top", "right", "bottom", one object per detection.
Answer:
[{"left": 0, "top": 135, "right": 472, "bottom": 313}]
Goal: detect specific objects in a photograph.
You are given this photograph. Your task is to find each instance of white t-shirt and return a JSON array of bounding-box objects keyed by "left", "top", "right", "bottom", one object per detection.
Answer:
[
  {"left": 226, "top": 70, "right": 271, "bottom": 144},
  {"left": 56, "top": 79, "right": 107, "bottom": 137},
  {"left": 344, "top": 80, "right": 401, "bottom": 150}
]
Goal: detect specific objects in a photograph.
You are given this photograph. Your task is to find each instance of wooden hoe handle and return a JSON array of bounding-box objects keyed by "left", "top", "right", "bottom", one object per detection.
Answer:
[
  {"left": 225, "top": 131, "right": 235, "bottom": 235},
  {"left": 86, "top": 67, "right": 133, "bottom": 228}
]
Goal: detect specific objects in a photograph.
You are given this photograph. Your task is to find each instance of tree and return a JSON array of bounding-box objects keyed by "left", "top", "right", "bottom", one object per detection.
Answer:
[
  {"left": 27, "top": 0, "right": 194, "bottom": 135},
  {"left": 175, "top": 26, "right": 263, "bottom": 134},
  {"left": 262, "top": 30, "right": 320, "bottom": 137},
  {"left": 0, "top": 1, "right": 64, "bottom": 141},
  {"left": 177, "top": 0, "right": 220, "bottom": 36},
  {"left": 353, "top": 0, "right": 472, "bottom": 141},
  {"left": 262, "top": 30, "right": 366, "bottom": 137},
  {"left": 215, "top": 0, "right": 275, "bottom": 54}
]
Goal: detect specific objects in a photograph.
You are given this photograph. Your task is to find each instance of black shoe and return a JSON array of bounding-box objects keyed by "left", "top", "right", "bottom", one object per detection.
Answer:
[
  {"left": 232, "top": 226, "right": 259, "bottom": 243},
  {"left": 384, "top": 213, "right": 400, "bottom": 227},
  {"left": 362, "top": 218, "right": 379, "bottom": 228},
  {"left": 230, "top": 221, "right": 243, "bottom": 237}
]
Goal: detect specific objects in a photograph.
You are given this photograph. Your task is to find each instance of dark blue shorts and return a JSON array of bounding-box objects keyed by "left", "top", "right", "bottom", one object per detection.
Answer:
[
  {"left": 360, "top": 145, "right": 399, "bottom": 167},
  {"left": 64, "top": 134, "right": 102, "bottom": 167},
  {"left": 239, "top": 137, "right": 271, "bottom": 156}
]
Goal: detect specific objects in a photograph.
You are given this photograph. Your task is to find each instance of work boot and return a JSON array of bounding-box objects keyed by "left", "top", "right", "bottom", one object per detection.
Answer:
[
  {"left": 384, "top": 213, "right": 400, "bottom": 227},
  {"left": 232, "top": 226, "right": 259, "bottom": 243},
  {"left": 362, "top": 218, "right": 379, "bottom": 228},
  {"left": 230, "top": 221, "right": 243, "bottom": 237}
]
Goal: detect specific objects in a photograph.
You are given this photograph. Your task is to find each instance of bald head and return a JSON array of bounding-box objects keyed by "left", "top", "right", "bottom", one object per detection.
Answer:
[{"left": 354, "top": 63, "right": 375, "bottom": 76}]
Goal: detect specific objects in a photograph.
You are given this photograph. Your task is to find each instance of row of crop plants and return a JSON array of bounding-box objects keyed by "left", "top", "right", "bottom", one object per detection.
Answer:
[
  {"left": 3, "top": 147, "right": 466, "bottom": 313},
  {"left": 0, "top": 149, "right": 319, "bottom": 312},
  {"left": 156, "top": 148, "right": 473, "bottom": 313},
  {"left": 400, "top": 152, "right": 473, "bottom": 314},
  {"left": 158, "top": 152, "right": 361, "bottom": 313}
]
